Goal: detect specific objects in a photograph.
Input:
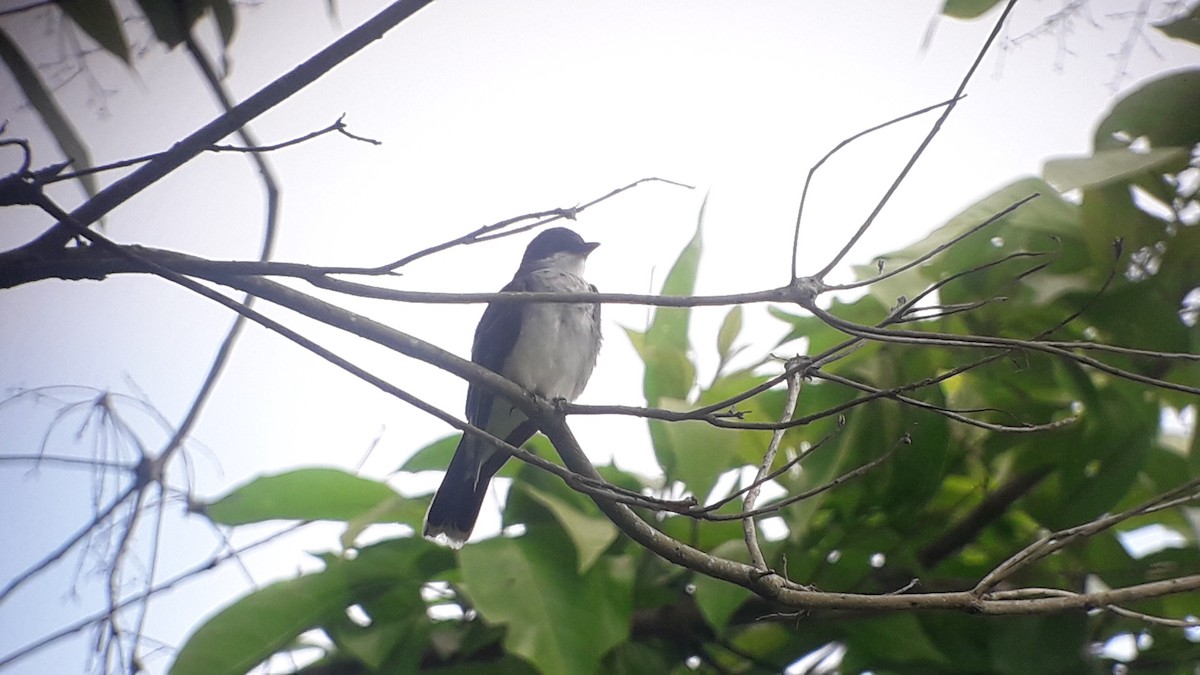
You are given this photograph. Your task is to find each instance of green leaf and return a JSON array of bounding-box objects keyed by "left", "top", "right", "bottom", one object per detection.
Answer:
[
  {"left": 350, "top": 539, "right": 456, "bottom": 618},
  {"left": 1078, "top": 181, "right": 1160, "bottom": 268},
  {"left": 515, "top": 482, "right": 618, "bottom": 574},
  {"left": 56, "top": 0, "right": 130, "bottom": 63},
  {"left": 204, "top": 468, "right": 414, "bottom": 526},
  {"left": 1154, "top": 6, "right": 1200, "bottom": 49},
  {"left": 1094, "top": 70, "right": 1200, "bottom": 150},
  {"left": 771, "top": 300, "right": 861, "bottom": 355},
  {"left": 661, "top": 418, "right": 743, "bottom": 503},
  {"left": 690, "top": 541, "right": 753, "bottom": 632},
  {"left": 330, "top": 617, "right": 424, "bottom": 672},
  {"left": 170, "top": 568, "right": 354, "bottom": 675},
  {"left": 988, "top": 615, "right": 1088, "bottom": 675},
  {"left": 652, "top": 368, "right": 787, "bottom": 501},
  {"left": 134, "top": 0, "right": 209, "bottom": 49},
  {"left": 1082, "top": 283, "right": 1191, "bottom": 355},
  {"left": 605, "top": 642, "right": 676, "bottom": 674},
  {"left": 940, "top": 0, "right": 1003, "bottom": 19},
  {"left": 1043, "top": 147, "right": 1189, "bottom": 192},
  {"left": 628, "top": 215, "right": 705, "bottom": 482},
  {"left": 322, "top": 542, "right": 455, "bottom": 671},
  {"left": 883, "top": 410, "right": 950, "bottom": 513},
  {"left": 399, "top": 432, "right": 528, "bottom": 481},
  {"left": 172, "top": 539, "right": 449, "bottom": 675},
  {"left": 341, "top": 493, "right": 428, "bottom": 548},
  {"left": 841, "top": 614, "right": 951, "bottom": 668},
  {"left": 638, "top": 214, "right": 703, "bottom": 404},
  {"left": 458, "top": 530, "right": 633, "bottom": 675},
  {"left": 398, "top": 433, "right": 460, "bottom": 472},
  {"left": 715, "top": 305, "right": 743, "bottom": 369},
  {"left": 626, "top": 324, "right": 696, "bottom": 407},
  {"left": 859, "top": 178, "right": 1078, "bottom": 309},
  {"left": 728, "top": 623, "right": 817, "bottom": 672},
  {"left": 916, "top": 615, "right": 993, "bottom": 671},
  {"left": 700, "top": 368, "right": 785, "bottom": 467},
  {"left": 0, "top": 27, "right": 97, "bottom": 199},
  {"left": 1027, "top": 383, "right": 1156, "bottom": 529}
]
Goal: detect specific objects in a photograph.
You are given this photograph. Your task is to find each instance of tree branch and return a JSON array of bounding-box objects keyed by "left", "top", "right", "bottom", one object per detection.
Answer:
[{"left": 3, "top": 0, "right": 435, "bottom": 260}]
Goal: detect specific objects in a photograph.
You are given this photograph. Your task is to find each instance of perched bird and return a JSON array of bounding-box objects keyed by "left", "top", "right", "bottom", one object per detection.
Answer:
[{"left": 423, "top": 227, "right": 602, "bottom": 547}]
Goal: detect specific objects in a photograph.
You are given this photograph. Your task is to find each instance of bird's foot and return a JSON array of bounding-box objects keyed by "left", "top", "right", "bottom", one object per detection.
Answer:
[{"left": 548, "top": 396, "right": 571, "bottom": 414}]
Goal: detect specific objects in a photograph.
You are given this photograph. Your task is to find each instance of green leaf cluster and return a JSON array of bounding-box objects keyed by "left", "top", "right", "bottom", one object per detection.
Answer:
[{"left": 173, "top": 62, "right": 1199, "bottom": 675}]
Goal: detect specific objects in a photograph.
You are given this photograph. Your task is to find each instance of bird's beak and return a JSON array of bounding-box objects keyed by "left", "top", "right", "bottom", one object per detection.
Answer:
[{"left": 581, "top": 241, "right": 600, "bottom": 256}]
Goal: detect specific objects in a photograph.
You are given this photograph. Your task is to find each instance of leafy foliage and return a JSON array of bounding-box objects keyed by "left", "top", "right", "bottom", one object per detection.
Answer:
[
  {"left": 174, "top": 65, "right": 1198, "bottom": 671},
  {"left": 8, "top": 4, "right": 1195, "bottom": 673},
  {"left": 940, "top": 0, "right": 1006, "bottom": 20}
]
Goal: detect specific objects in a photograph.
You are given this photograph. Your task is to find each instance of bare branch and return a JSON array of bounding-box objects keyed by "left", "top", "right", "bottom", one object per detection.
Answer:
[
  {"left": 804, "top": 302, "right": 1200, "bottom": 397},
  {"left": 742, "top": 359, "right": 803, "bottom": 570},
  {"left": 812, "top": 0, "right": 1019, "bottom": 281},
  {"left": 0, "top": 1, "right": 54, "bottom": 19},
  {"left": 701, "top": 432, "right": 912, "bottom": 522},
  {"left": 814, "top": 370, "right": 1076, "bottom": 432},
  {"left": 824, "top": 193, "right": 1042, "bottom": 292},
  {"left": 45, "top": 116, "right": 375, "bottom": 184},
  {"left": 976, "top": 478, "right": 1200, "bottom": 592},
  {"left": 698, "top": 432, "right": 838, "bottom": 516},
  {"left": 791, "top": 96, "right": 966, "bottom": 280},
  {"left": 3, "top": 0, "right": 436, "bottom": 261},
  {"left": 0, "top": 484, "right": 137, "bottom": 603},
  {"left": 0, "top": 523, "right": 311, "bottom": 670},
  {"left": 0, "top": 454, "right": 137, "bottom": 470},
  {"left": 368, "top": 176, "right": 694, "bottom": 272}
]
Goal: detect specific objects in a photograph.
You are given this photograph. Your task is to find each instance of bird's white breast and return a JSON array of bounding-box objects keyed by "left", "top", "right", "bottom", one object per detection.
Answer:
[{"left": 501, "top": 269, "right": 600, "bottom": 401}]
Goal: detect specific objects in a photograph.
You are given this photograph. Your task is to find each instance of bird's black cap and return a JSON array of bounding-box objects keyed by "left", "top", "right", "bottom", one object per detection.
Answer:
[{"left": 521, "top": 227, "right": 599, "bottom": 266}]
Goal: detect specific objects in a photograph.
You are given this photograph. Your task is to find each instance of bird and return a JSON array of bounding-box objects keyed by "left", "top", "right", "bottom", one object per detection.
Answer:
[{"left": 423, "top": 227, "right": 602, "bottom": 547}]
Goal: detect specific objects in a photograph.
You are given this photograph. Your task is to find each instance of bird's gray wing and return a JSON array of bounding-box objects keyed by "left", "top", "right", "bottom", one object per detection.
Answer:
[{"left": 464, "top": 275, "right": 529, "bottom": 427}]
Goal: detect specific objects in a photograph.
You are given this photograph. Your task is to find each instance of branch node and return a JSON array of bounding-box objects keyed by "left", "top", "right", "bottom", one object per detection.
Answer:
[{"left": 788, "top": 276, "right": 823, "bottom": 308}]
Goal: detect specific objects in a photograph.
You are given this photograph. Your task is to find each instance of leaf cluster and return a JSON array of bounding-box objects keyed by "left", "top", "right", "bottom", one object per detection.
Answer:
[
  {"left": 3, "top": 3, "right": 1198, "bottom": 674},
  {"left": 177, "top": 66, "right": 1199, "bottom": 670}
]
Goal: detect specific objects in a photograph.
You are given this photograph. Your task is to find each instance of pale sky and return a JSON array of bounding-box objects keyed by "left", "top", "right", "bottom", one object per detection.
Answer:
[{"left": 1, "top": 1, "right": 1197, "bottom": 672}]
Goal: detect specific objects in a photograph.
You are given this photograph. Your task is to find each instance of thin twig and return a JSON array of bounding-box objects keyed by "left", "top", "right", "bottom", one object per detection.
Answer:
[
  {"left": 28, "top": 193, "right": 640, "bottom": 519},
  {"left": 812, "top": 0, "right": 1020, "bottom": 281},
  {"left": 0, "top": 454, "right": 137, "bottom": 470},
  {"left": 975, "top": 478, "right": 1200, "bottom": 592},
  {"left": 6, "top": 0, "right": 435, "bottom": 259},
  {"left": 0, "top": 523, "right": 311, "bottom": 670},
  {"left": 805, "top": 302, "right": 1200, "bottom": 397},
  {"left": 742, "top": 360, "right": 803, "bottom": 570},
  {"left": 0, "top": 0, "right": 54, "bottom": 18},
  {"left": 46, "top": 116, "right": 374, "bottom": 183},
  {"left": 0, "top": 485, "right": 137, "bottom": 603},
  {"left": 699, "top": 432, "right": 837, "bottom": 515},
  {"left": 370, "top": 177, "right": 693, "bottom": 272},
  {"left": 790, "top": 96, "right": 965, "bottom": 281},
  {"left": 701, "top": 432, "right": 912, "bottom": 522},
  {"left": 824, "top": 193, "right": 1041, "bottom": 291}
]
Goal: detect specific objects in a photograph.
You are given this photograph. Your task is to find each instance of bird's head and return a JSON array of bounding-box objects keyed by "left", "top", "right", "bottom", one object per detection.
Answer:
[{"left": 518, "top": 227, "right": 600, "bottom": 275}]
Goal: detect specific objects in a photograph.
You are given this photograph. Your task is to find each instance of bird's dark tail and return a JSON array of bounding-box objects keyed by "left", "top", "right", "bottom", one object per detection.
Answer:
[
  {"left": 423, "top": 442, "right": 492, "bottom": 548},
  {"left": 423, "top": 422, "right": 537, "bottom": 548}
]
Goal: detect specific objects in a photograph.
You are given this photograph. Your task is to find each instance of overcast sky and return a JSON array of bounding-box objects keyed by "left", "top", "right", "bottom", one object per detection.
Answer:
[{"left": 1, "top": 1, "right": 1197, "bottom": 672}]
